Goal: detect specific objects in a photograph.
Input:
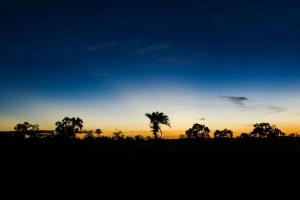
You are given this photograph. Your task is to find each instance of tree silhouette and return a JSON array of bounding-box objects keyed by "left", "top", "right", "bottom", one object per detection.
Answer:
[
  {"left": 185, "top": 128, "right": 193, "bottom": 138},
  {"left": 269, "top": 124, "right": 285, "bottom": 138},
  {"left": 145, "top": 111, "right": 171, "bottom": 139},
  {"left": 134, "top": 135, "right": 144, "bottom": 140},
  {"left": 185, "top": 123, "right": 210, "bottom": 138},
  {"left": 14, "top": 122, "right": 39, "bottom": 138},
  {"left": 112, "top": 129, "right": 124, "bottom": 140},
  {"left": 288, "top": 133, "right": 300, "bottom": 137},
  {"left": 179, "top": 134, "right": 186, "bottom": 139},
  {"left": 84, "top": 131, "right": 94, "bottom": 139},
  {"left": 125, "top": 136, "right": 134, "bottom": 140},
  {"left": 214, "top": 129, "right": 233, "bottom": 138},
  {"left": 95, "top": 129, "right": 103, "bottom": 138},
  {"left": 250, "top": 123, "right": 285, "bottom": 138},
  {"left": 55, "top": 117, "right": 83, "bottom": 138},
  {"left": 145, "top": 136, "right": 153, "bottom": 140},
  {"left": 239, "top": 133, "right": 251, "bottom": 138}
]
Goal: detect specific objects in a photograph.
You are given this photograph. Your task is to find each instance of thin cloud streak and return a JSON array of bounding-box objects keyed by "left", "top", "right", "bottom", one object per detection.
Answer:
[
  {"left": 268, "top": 105, "right": 284, "bottom": 113},
  {"left": 84, "top": 42, "right": 118, "bottom": 51},
  {"left": 136, "top": 43, "right": 171, "bottom": 55}
]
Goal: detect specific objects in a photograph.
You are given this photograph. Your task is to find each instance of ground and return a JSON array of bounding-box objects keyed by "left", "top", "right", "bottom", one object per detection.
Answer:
[{"left": 0, "top": 138, "right": 299, "bottom": 199}]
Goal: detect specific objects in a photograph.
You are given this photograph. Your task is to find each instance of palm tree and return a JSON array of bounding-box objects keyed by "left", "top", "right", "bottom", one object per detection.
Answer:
[{"left": 145, "top": 111, "right": 171, "bottom": 139}]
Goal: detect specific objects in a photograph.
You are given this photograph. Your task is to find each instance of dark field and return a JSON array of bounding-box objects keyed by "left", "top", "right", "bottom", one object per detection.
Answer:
[{"left": 1, "top": 138, "right": 300, "bottom": 199}]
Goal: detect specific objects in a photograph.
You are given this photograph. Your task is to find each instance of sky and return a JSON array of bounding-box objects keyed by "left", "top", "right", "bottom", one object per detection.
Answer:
[{"left": 1, "top": 0, "right": 300, "bottom": 138}]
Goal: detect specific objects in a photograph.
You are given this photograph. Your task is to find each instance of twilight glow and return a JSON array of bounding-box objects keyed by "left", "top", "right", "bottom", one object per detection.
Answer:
[{"left": 1, "top": 0, "right": 300, "bottom": 138}]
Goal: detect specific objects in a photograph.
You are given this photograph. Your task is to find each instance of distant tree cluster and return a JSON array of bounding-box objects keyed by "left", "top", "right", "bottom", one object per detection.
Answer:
[
  {"left": 5, "top": 112, "right": 299, "bottom": 141},
  {"left": 182, "top": 122, "right": 296, "bottom": 139},
  {"left": 14, "top": 122, "right": 39, "bottom": 139},
  {"left": 237, "top": 123, "right": 287, "bottom": 138}
]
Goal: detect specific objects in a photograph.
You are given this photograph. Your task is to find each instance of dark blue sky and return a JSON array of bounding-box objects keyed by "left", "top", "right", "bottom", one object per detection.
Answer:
[{"left": 1, "top": 0, "right": 300, "bottom": 136}]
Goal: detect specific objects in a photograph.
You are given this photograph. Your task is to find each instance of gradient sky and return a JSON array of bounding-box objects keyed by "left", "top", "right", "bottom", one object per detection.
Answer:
[{"left": 1, "top": 0, "right": 300, "bottom": 137}]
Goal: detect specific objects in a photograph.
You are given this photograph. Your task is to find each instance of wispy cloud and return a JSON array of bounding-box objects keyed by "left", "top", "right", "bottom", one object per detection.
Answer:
[
  {"left": 136, "top": 43, "right": 171, "bottom": 55},
  {"left": 199, "top": 118, "right": 206, "bottom": 120},
  {"left": 221, "top": 96, "right": 249, "bottom": 108},
  {"left": 84, "top": 42, "right": 118, "bottom": 51},
  {"left": 268, "top": 105, "right": 283, "bottom": 113}
]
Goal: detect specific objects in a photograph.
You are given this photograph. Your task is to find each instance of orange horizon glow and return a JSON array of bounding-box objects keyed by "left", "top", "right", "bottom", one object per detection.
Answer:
[{"left": 1, "top": 125, "right": 299, "bottom": 139}]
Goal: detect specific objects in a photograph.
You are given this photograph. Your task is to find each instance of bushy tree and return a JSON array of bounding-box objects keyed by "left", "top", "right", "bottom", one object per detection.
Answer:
[
  {"left": 185, "top": 123, "right": 210, "bottom": 138},
  {"left": 288, "top": 133, "right": 300, "bottom": 137},
  {"left": 55, "top": 117, "right": 83, "bottom": 138},
  {"left": 214, "top": 129, "right": 233, "bottom": 138},
  {"left": 14, "top": 122, "right": 39, "bottom": 138},
  {"left": 250, "top": 123, "right": 285, "bottom": 138}
]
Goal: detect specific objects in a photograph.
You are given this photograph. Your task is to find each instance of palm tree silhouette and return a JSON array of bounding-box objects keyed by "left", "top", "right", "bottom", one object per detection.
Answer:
[{"left": 145, "top": 111, "right": 171, "bottom": 139}]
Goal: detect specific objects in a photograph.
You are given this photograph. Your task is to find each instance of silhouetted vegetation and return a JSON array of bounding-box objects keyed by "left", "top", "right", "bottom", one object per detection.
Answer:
[
  {"left": 8, "top": 120, "right": 297, "bottom": 141},
  {"left": 112, "top": 129, "right": 124, "bottom": 140},
  {"left": 83, "top": 131, "right": 94, "bottom": 139},
  {"left": 133, "top": 135, "right": 144, "bottom": 140},
  {"left": 95, "top": 129, "right": 103, "bottom": 138},
  {"left": 288, "top": 133, "right": 300, "bottom": 137},
  {"left": 1, "top": 135, "right": 300, "bottom": 198},
  {"left": 214, "top": 128, "right": 233, "bottom": 138},
  {"left": 1, "top": 119, "right": 300, "bottom": 199},
  {"left": 249, "top": 122, "right": 285, "bottom": 138},
  {"left": 145, "top": 111, "right": 171, "bottom": 139},
  {"left": 238, "top": 132, "right": 251, "bottom": 138},
  {"left": 55, "top": 117, "right": 83, "bottom": 138},
  {"left": 185, "top": 123, "right": 210, "bottom": 138},
  {"left": 13, "top": 122, "right": 39, "bottom": 139}
]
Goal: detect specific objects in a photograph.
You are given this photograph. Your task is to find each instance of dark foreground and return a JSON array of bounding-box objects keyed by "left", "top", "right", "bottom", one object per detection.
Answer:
[{"left": 1, "top": 138, "right": 300, "bottom": 199}]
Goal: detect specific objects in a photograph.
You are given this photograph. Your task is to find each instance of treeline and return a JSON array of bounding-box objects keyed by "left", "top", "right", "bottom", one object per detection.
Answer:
[{"left": 1, "top": 112, "right": 299, "bottom": 140}]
